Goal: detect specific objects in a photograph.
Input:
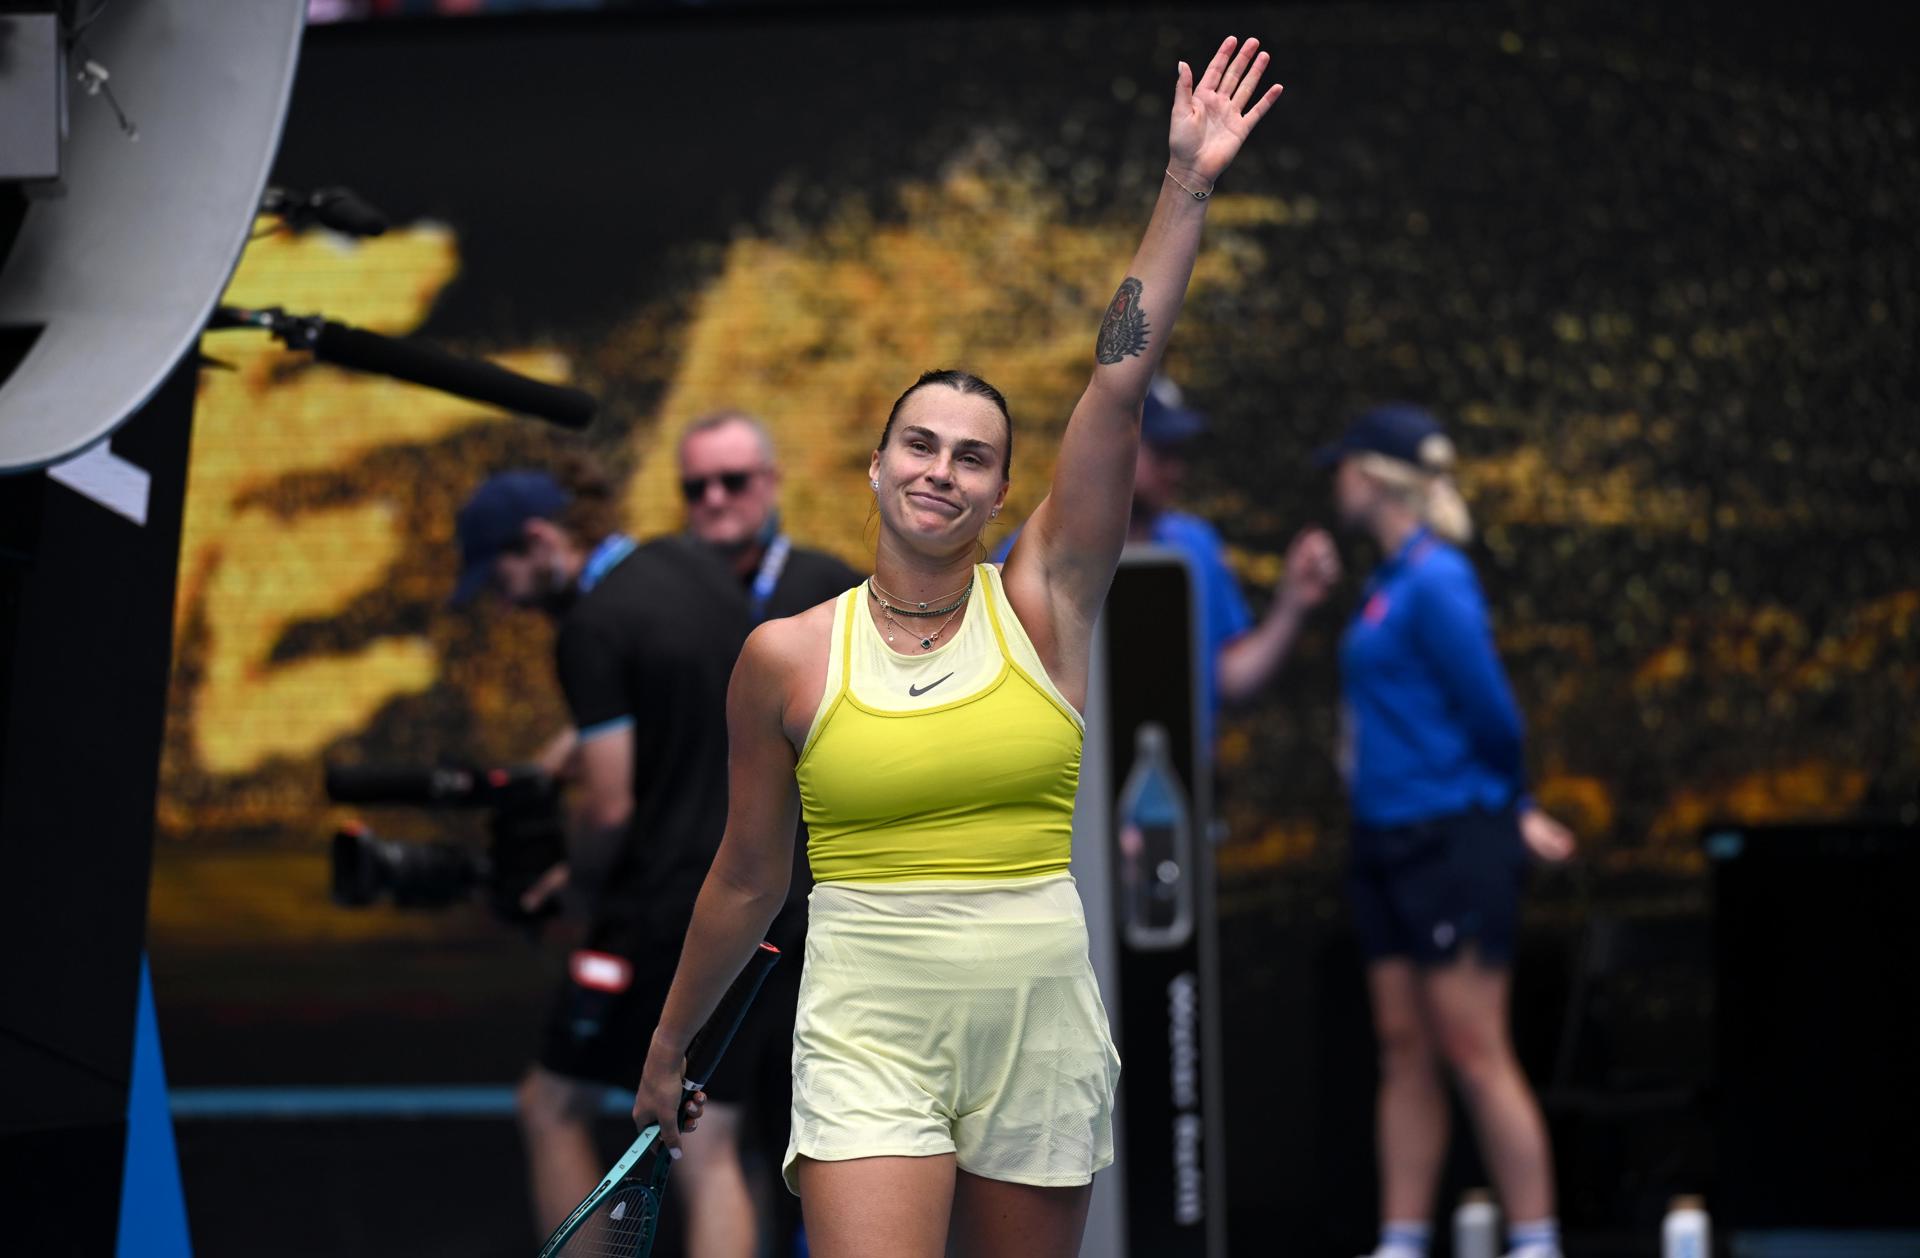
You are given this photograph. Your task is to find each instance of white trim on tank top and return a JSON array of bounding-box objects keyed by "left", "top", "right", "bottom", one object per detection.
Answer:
[{"left": 798, "top": 564, "right": 1084, "bottom": 756}]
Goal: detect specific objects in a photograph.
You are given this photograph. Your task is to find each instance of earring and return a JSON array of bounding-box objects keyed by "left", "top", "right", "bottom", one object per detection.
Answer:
[
  {"left": 991, "top": 507, "right": 999, "bottom": 518},
  {"left": 871, "top": 479, "right": 879, "bottom": 492}
]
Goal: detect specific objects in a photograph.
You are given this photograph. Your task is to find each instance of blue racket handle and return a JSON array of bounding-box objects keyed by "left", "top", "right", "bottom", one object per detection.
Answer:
[{"left": 682, "top": 942, "right": 780, "bottom": 1096}]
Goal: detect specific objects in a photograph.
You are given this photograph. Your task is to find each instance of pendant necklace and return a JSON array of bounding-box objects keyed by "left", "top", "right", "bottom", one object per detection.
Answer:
[
  {"left": 867, "top": 575, "right": 973, "bottom": 651},
  {"left": 880, "top": 600, "right": 967, "bottom": 651}
]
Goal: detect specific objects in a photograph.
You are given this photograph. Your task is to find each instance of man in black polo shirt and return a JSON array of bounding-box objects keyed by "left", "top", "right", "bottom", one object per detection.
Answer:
[{"left": 452, "top": 423, "right": 858, "bottom": 1254}]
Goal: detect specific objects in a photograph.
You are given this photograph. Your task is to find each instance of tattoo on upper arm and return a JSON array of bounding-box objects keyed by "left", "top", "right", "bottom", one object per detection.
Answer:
[{"left": 1095, "top": 277, "right": 1150, "bottom": 365}]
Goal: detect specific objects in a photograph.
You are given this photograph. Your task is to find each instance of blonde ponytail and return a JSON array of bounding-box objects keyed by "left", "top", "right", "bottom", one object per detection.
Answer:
[
  {"left": 1422, "top": 475, "right": 1474, "bottom": 544},
  {"left": 1353, "top": 441, "right": 1475, "bottom": 544}
]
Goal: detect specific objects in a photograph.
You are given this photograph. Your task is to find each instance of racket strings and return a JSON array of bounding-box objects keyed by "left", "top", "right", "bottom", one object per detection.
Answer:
[{"left": 551, "top": 1162, "right": 664, "bottom": 1257}]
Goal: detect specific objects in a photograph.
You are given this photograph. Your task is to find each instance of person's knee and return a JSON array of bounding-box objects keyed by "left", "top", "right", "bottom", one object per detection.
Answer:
[
  {"left": 1375, "top": 1015, "right": 1436, "bottom": 1078},
  {"left": 516, "top": 1071, "right": 555, "bottom": 1131},
  {"left": 1432, "top": 1021, "right": 1511, "bottom": 1089}
]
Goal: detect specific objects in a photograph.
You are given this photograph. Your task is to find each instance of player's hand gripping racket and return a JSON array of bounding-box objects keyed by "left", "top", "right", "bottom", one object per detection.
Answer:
[{"left": 535, "top": 942, "right": 781, "bottom": 1257}]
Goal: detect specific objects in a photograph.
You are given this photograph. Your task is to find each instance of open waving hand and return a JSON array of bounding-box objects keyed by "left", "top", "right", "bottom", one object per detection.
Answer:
[{"left": 1169, "top": 36, "right": 1285, "bottom": 190}]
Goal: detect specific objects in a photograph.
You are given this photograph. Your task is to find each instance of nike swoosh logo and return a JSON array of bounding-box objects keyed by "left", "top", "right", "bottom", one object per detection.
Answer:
[{"left": 908, "top": 673, "right": 955, "bottom": 698}]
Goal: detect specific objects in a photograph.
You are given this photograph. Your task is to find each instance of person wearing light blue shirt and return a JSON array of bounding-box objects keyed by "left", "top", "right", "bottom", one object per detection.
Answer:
[
  {"left": 1309, "top": 404, "right": 1576, "bottom": 1258},
  {"left": 995, "top": 376, "right": 1339, "bottom": 749}
]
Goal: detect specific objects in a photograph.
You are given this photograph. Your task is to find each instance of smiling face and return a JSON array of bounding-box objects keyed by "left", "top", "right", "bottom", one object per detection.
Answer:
[{"left": 869, "top": 384, "right": 1011, "bottom": 555}]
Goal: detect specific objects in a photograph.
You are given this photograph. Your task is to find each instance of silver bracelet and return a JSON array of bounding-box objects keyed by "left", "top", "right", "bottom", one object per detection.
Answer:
[{"left": 1166, "top": 167, "right": 1213, "bottom": 200}]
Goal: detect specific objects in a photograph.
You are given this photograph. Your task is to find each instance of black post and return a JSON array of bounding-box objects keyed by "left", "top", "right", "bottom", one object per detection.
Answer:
[{"left": 0, "top": 351, "right": 199, "bottom": 1251}]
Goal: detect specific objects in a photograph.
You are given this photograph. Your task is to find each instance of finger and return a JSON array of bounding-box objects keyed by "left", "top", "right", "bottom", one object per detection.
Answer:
[
  {"left": 1199, "top": 36, "right": 1236, "bottom": 93},
  {"left": 633, "top": 1100, "right": 673, "bottom": 1148},
  {"left": 1246, "top": 83, "right": 1286, "bottom": 126},
  {"left": 519, "top": 869, "right": 560, "bottom": 912},
  {"left": 1233, "top": 50, "right": 1270, "bottom": 109},
  {"left": 1174, "top": 59, "right": 1193, "bottom": 112},
  {"left": 1220, "top": 36, "right": 1259, "bottom": 101},
  {"left": 1527, "top": 825, "right": 1573, "bottom": 861}
]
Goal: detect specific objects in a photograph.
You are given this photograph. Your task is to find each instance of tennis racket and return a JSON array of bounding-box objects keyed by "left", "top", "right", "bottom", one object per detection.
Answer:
[{"left": 536, "top": 941, "right": 782, "bottom": 1258}]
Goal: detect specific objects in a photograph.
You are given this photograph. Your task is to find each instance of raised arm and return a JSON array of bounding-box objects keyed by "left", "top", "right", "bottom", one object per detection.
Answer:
[
  {"left": 631, "top": 623, "right": 801, "bottom": 1152},
  {"left": 1005, "top": 36, "right": 1284, "bottom": 637}
]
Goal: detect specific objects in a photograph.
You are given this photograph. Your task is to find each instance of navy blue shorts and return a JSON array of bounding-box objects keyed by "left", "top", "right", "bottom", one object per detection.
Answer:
[{"left": 1347, "top": 806, "right": 1527, "bottom": 967}]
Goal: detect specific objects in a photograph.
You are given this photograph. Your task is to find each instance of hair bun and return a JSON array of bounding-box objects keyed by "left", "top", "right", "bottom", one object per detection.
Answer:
[{"left": 1417, "top": 433, "right": 1457, "bottom": 471}]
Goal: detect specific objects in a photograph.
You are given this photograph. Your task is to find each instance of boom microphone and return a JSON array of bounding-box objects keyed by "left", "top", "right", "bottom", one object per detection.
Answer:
[
  {"left": 210, "top": 305, "right": 598, "bottom": 429},
  {"left": 311, "top": 321, "right": 597, "bottom": 428}
]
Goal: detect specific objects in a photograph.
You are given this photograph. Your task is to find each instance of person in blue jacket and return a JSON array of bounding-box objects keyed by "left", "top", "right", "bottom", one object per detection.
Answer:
[{"left": 1302, "top": 404, "right": 1577, "bottom": 1258}]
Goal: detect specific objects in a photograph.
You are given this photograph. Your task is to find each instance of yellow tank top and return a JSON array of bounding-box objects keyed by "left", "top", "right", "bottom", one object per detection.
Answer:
[{"left": 795, "top": 564, "right": 1084, "bottom": 884}]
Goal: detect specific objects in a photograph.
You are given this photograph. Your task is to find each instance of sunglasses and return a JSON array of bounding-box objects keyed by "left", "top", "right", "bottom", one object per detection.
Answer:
[{"left": 679, "top": 469, "right": 763, "bottom": 503}]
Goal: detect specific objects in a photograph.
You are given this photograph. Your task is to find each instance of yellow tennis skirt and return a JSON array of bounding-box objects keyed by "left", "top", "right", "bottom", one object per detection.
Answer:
[{"left": 782, "top": 872, "right": 1121, "bottom": 1193}]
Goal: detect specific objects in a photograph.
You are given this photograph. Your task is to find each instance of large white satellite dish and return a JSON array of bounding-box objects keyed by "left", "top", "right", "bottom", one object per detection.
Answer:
[{"left": 0, "top": 0, "right": 308, "bottom": 473}]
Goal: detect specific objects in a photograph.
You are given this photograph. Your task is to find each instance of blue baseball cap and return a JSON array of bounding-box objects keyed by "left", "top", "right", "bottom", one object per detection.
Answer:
[
  {"left": 451, "top": 470, "right": 570, "bottom": 606},
  {"left": 1313, "top": 403, "right": 1451, "bottom": 469},
  {"left": 1141, "top": 375, "right": 1208, "bottom": 451}
]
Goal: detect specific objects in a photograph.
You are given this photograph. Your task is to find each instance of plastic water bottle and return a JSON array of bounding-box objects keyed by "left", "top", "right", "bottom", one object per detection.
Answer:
[
  {"left": 1453, "top": 1189, "right": 1499, "bottom": 1258},
  {"left": 1662, "top": 1195, "right": 1710, "bottom": 1258},
  {"left": 1114, "top": 721, "right": 1193, "bottom": 949}
]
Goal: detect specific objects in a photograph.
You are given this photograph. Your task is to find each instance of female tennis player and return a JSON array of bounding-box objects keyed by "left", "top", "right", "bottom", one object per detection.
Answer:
[
  {"left": 1307, "top": 405, "right": 1576, "bottom": 1258},
  {"left": 632, "top": 35, "right": 1285, "bottom": 1257}
]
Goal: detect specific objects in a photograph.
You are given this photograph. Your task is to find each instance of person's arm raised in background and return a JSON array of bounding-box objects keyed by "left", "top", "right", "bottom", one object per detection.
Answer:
[
  {"left": 1002, "top": 35, "right": 1286, "bottom": 701},
  {"left": 1217, "top": 526, "right": 1342, "bottom": 703}
]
